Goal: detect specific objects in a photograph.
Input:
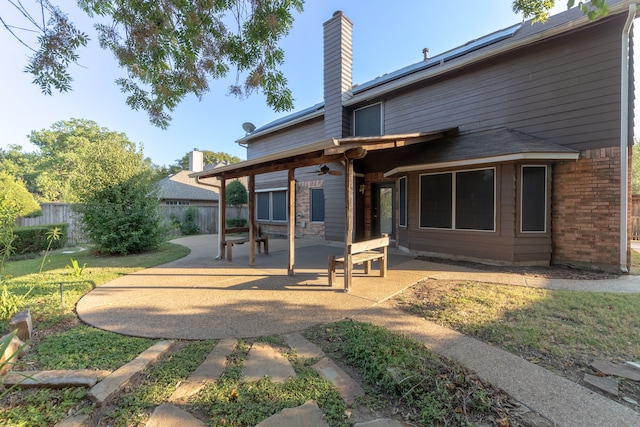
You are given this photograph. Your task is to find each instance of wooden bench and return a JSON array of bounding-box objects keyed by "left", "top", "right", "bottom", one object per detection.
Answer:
[
  {"left": 328, "top": 235, "right": 389, "bottom": 287},
  {"left": 222, "top": 226, "right": 269, "bottom": 261}
]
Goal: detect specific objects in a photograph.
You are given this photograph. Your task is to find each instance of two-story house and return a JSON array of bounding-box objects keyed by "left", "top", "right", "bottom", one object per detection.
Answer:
[{"left": 193, "top": 0, "right": 636, "bottom": 274}]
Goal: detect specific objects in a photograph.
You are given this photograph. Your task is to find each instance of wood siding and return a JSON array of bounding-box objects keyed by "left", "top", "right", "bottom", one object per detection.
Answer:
[
  {"left": 380, "top": 16, "right": 624, "bottom": 152},
  {"left": 247, "top": 118, "right": 325, "bottom": 160}
]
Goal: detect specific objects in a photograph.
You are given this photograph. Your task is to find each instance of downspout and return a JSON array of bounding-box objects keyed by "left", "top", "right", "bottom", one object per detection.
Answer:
[
  {"left": 620, "top": 3, "right": 636, "bottom": 273},
  {"left": 196, "top": 177, "right": 223, "bottom": 259}
]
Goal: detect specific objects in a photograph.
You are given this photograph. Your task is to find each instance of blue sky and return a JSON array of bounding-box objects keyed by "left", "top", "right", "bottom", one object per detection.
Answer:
[{"left": 1, "top": 1, "right": 570, "bottom": 167}]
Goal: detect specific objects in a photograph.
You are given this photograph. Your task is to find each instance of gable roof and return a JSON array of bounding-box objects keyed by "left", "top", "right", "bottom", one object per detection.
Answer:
[
  {"left": 238, "top": 0, "right": 631, "bottom": 144},
  {"left": 157, "top": 170, "right": 219, "bottom": 201}
]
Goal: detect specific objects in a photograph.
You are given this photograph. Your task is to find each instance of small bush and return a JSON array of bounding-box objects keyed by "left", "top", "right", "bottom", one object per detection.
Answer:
[
  {"left": 179, "top": 207, "right": 200, "bottom": 235},
  {"left": 10, "top": 224, "right": 68, "bottom": 255},
  {"left": 226, "top": 218, "right": 247, "bottom": 228},
  {"left": 74, "top": 175, "right": 165, "bottom": 255}
]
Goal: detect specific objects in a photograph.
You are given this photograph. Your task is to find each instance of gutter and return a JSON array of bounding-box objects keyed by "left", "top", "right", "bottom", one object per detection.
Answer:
[
  {"left": 620, "top": 2, "right": 636, "bottom": 273},
  {"left": 195, "top": 176, "right": 223, "bottom": 259}
]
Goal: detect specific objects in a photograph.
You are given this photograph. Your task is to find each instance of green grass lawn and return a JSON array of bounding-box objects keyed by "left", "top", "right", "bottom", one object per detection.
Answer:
[{"left": 1, "top": 242, "right": 190, "bottom": 330}]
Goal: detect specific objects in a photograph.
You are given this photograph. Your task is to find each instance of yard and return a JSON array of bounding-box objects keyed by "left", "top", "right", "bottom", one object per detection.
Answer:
[{"left": 0, "top": 243, "right": 638, "bottom": 426}]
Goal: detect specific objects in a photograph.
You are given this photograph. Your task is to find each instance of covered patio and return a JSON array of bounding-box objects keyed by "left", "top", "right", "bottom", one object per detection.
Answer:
[{"left": 190, "top": 128, "right": 458, "bottom": 291}]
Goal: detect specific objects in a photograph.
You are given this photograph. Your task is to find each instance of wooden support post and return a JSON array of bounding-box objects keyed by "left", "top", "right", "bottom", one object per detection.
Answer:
[
  {"left": 219, "top": 178, "right": 226, "bottom": 259},
  {"left": 248, "top": 175, "right": 256, "bottom": 266},
  {"left": 344, "top": 158, "right": 354, "bottom": 292},
  {"left": 288, "top": 168, "right": 296, "bottom": 276}
]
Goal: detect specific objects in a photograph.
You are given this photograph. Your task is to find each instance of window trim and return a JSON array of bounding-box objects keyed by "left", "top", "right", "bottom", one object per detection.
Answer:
[
  {"left": 256, "top": 188, "right": 288, "bottom": 223},
  {"left": 352, "top": 102, "right": 384, "bottom": 136},
  {"left": 419, "top": 167, "right": 496, "bottom": 232},
  {"left": 398, "top": 176, "right": 407, "bottom": 228},
  {"left": 310, "top": 187, "right": 325, "bottom": 223},
  {"left": 520, "top": 165, "right": 548, "bottom": 234}
]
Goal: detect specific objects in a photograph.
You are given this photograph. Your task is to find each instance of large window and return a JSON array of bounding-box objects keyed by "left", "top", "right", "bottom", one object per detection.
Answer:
[
  {"left": 353, "top": 103, "right": 382, "bottom": 136},
  {"left": 420, "top": 168, "right": 495, "bottom": 231},
  {"left": 399, "top": 177, "right": 407, "bottom": 227},
  {"left": 521, "top": 166, "right": 547, "bottom": 233},
  {"left": 310, "top": 188, "right": 325, "bottom": 222},
  {"left": 256, "top": 189, "right": 287, "bottom": 222}
]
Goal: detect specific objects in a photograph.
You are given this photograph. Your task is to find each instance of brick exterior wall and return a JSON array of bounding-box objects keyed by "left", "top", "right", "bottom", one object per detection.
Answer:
[{"left": 552, "top": 146, "right": 631, "bottom": 271}]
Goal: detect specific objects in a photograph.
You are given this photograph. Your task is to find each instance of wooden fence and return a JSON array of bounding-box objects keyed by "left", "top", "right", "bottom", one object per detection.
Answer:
[{"left": 17, "top": 203, "right": 248, "bottom": 243}]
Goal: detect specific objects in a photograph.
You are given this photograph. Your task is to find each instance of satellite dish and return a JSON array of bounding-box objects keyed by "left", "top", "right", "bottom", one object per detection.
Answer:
[{"left": 242, "top": 122, "right": 256, "bottom": 134}]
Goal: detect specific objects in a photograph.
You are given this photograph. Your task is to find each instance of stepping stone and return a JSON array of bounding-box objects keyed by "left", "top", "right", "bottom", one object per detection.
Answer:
[
  {"left": 170, "top": 338, "right": 237, "bottom": 403},
  {"left": 591, "top": 360, "right": 640, "bottom": 381},
  {"left": 90, "top": 340, "right": 175, "bottom": 406},
  {"left": 255, "top": 400, "right": 328, "bottom": 427},
  {"left": 3, "top": 369, "right": 111, "bottom": 388},
  {"left": 0, "top": 334, "right": 26, "bottom": 376},
  {"left": 242, "top": 342, "right": 296, "bottom": 383},
  {"left": 146, "top": 403, "right": 205, "bottom": 427},
  {"left": 584, "top": 373, "right": 619, "bottom": 396},
  {"left": 313, "top": 357, "right": 364, "bottom": 406},
  {"left": 355, "top": 420, "right": 405, "bottom": 427},
  {"left": 286, "top": 333, "right": 325, "bottom": 360},
  {"left": 54, "top": 414, "right": 91, "bottom": 427},
  {"left": 9, "top": 309, "right": 32, "bottom": 341}
]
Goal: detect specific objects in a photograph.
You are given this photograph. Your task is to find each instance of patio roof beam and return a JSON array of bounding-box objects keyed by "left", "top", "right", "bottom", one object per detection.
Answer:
[{"left": 212, "top": 152, "right": 344, "bottom": 179}]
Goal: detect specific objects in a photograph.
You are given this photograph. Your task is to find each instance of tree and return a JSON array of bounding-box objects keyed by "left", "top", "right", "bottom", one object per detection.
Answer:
[
  {"left": 633, "top": 143, "right": 640, "bottom": 194},
  {"left": 513, "top": 0, "right": 609, "bottom": 22},
  {"left": 74, "top": 173, "right": 165, "bottom": 254},
  {"left": 3, "top": 1, "right": 607, "bottom": 129},
  {"left": 226, "top": 179, "right": 248, "bottom": 218},
  {"left": 0, "top": 172, "right": 41, "bottom": 220},
  {"left": 3, "top": 0, "right": 303, "bottom": 128},
  {"left": 27, "top": 119, "right": 150, "bottom": 202}
]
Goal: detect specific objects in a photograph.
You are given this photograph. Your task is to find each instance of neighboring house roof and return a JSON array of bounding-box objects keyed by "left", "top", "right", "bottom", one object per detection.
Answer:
[
  {"left": 238, "top": 0, "right": 630, "bottom": 144},
  {"left": 157, "top": 170, "right": 219, "bottom": 201}
]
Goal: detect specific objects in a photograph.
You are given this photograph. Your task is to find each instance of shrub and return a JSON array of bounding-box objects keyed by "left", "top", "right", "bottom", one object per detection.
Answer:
[
  {"left": 179, "top": 207, "right": 200, "bottom": 235},
  {"left": 226, "top": 218, "right": 247, "bottom": 228},
  {"left": 74, "top": 175, "right": 165, "bottom": 255},
  {"left": 226, "top": 179, "right": 247, "bottom": 217},
  {"left": 10, "top": 224, "right": 68, "bottom": 255}
]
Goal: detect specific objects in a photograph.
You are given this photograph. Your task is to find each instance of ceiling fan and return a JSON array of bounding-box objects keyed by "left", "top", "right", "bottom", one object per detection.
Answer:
[{"left": 309, "top": 165, "right": 342, "bottom": 176}]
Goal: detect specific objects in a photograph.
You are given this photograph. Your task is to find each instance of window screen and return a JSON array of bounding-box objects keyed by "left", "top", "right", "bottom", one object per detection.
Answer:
[
  {"left": 271, "top": 190, "right": 287, "bottom": 221},
  {"left": 311, "top": 188, "right": 325, "bottom": 222},
  {"left": 420, "top": 173, "right": 452, "bottom": 228},
  {"left": 455, "top": 169, "right": 494, "bottom": 231},
  {"left": 256, "top": 192, "right": 270, "bottom": 221},
  {"left": 399, "top": 177, "right": 407, "bottom": 227},
  {"left": 521, "top": 166, "right": 546, "bottom": 232},
  {"left": 353, "top": 104, "right": 382, "bottom": 136}
]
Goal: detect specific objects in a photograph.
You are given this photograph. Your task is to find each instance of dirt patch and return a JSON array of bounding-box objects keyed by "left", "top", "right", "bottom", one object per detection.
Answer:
[{"left": 416, "top": 256, "right": 619, "bottom": 280}]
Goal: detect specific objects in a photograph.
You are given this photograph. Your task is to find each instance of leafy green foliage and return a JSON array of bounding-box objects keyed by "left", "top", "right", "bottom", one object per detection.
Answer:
[
  {"left": 0, "top": 386, "right": 94, "bottom": 427},
  {"left": 178, "top": 207, "right": 200, "bottom": 236},
  {"left": 226, "top": 218, "right": 248, "bottom": 228},
  {"left": 513, "top": 0, "right": 609, "bottom": 22},
  {"left": 0, "top": 285, "right": 24, "bottom": 321},
  {"left": 10, "top": 224, "right": 68, "bottom": 256},
  {"left": 33, "top": 325, "right": 153, "bottom": 370},
  {"left": 226, "top": 179, "right": 248, "bottom": 220},
  {"left": 0, "top": 173, "right": 41, "bottom": 219},
  {"left": 632, "top": 144, "right": 640, "bottom": 194},
  {"left": 4, "top": 0, "right": 90, "bottom": 96},
  {"left": 65, "top": 258, "right": 87, "bottom": 277},
  {"left": 77, "top": 0, "right": 304, "bottom": 128},
  {"left": 27, "top": 119, "right": 150, "bottom": 202},
  {"left": 75, "top": 175, "right": 165, "bottom": 255}
]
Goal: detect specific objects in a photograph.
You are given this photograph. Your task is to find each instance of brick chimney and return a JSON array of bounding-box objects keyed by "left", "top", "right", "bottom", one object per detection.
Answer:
[
  {"left": 323, "top": 11, "right": 353, "bottom": 138},
  {"left": 189, "top": 149, "right": 204, "bottom": 172}
]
